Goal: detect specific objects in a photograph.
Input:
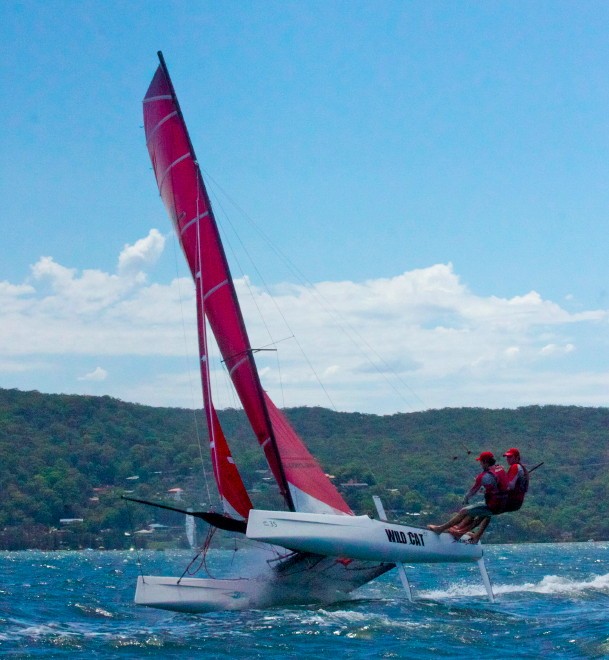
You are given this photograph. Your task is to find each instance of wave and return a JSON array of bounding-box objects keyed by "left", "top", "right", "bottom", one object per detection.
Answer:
[{"left": 421, "top": 572, "right": 609, "bottom": 600}]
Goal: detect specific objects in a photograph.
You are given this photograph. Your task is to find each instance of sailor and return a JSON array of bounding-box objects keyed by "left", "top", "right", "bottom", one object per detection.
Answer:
[
  {"left": 502, "top": 447, "right": 529, "bottom": 511},
  {"left": 461, "top": 448, "right": 530, "bottom": 539},
  {"left": 427, "top": 451, "right": 507, "bottom": 542}
]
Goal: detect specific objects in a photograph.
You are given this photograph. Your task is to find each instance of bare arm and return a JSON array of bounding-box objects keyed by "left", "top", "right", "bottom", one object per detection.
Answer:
[{"left": 463, "top": 474, "right": 483, "bottom": 504}]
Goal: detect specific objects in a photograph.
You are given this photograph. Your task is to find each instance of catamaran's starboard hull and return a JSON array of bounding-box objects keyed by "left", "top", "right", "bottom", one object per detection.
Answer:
[
  {"left": 246, "top": 510, "right": 483, "bottom": 563},
  {"left": 135, "top": 553, "right": 393, "bottom": 613}
]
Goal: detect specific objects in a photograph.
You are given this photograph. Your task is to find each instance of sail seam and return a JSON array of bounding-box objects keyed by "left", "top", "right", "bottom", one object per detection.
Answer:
[
  {"left": 181, "top": 211, "right": 210, "bottom": 235},
  {"left": 146, "top": 110, "right": 178, "bottom": 146},
  {"left": 158, "top": 153, "right": 190, "bottom": 191}
]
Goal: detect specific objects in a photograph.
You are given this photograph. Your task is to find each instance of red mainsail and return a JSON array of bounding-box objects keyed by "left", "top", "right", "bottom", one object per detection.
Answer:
[{"left": 143, "top": 52, "right": 351, "bottom": 516}]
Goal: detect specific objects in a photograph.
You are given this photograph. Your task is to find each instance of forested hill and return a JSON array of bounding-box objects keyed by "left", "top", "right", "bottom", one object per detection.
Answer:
[{"left": 0, "top": 387, "right": 607, "bottom": 549}]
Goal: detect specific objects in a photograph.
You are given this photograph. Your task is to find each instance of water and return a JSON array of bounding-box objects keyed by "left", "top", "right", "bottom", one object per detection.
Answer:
[{"left": 1, "top": 543, "right": 608, "bottom": 658}]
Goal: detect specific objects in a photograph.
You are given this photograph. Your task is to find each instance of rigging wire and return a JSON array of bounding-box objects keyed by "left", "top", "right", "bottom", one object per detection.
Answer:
[
  {"left": 178, "top": 525, "right": 218, "bottom": 582},
  {"left": 207, "top": 181, "right": 339, "bottom": 411},
  {"left": 126, "top": 501, "right": 146, "bottom": 579},
  {"left": 202, "top": 167, "right": 424, "bottom": 412},
  {"left": 168, "top": 230, "right": 215, "bottom": 508},
  {"left": 448, "top": 442, "right": 609, "bottom": 472},
  {"left": 517, "top": 459, "right": 609, "bottom": 471}
]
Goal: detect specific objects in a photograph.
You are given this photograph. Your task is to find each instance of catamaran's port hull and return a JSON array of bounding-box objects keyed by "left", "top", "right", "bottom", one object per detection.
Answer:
[
  {"left": 135, "top": 553, "right": 393, "bottom": 613},
  {"left": 246, "top": 510, "right": 483, "bottom": 563},
  {"left": 135, "top": 575, "right": 269, "bottom": 612}
]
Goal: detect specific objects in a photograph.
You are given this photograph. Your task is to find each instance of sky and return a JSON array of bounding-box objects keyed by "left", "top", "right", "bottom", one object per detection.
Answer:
[{"left": 2, "top": 1, "right": 609, "bottom": 414}]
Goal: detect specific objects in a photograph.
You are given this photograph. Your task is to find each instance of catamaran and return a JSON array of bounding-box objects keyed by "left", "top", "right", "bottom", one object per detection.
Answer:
[{"left": 130, "top": 52, "right": 495, "bottom": 613}]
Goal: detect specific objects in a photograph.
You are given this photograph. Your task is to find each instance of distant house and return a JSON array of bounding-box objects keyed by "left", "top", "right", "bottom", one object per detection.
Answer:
[
  {"left": 168, "top": 488, "right": 183, "bottom": 501},
  {"left": 339, "top": 479, "right": 369, "bottom": 488}
]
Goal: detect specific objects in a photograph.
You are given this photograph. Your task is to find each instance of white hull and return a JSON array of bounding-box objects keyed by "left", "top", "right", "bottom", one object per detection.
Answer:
[
  {"left": 134, "top": 511, "right": 488, "bottom": 612},
  {"left": 135, "top": 551, "right": 392, "bottom": 613},
  {"left": 246, "top": 509, "right": 483, "bottom": 563},
  {"left": 135, "top": 575, "right": 269, "bottom": 612}
]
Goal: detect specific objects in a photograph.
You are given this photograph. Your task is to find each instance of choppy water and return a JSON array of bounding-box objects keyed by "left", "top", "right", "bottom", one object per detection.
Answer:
[{"left": 1, "top": 543, "right": 608, "bottom": 658}]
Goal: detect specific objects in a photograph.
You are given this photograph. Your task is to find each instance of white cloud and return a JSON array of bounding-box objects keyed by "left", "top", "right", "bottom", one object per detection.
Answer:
[
  {"left": 1, "top": 242, "right": 608, "bottom": 413},
  {"left": 78, "top": 367, "right": 108, "bottom": 382},
  {"left": 117, "top": 229, "right": 165, "bottom": 276},
  {"left": 540, "top": 343, "right": 575, "bottom": 357},
  {"left": 0, "top": 281, "right": 35, "bottom": 298},
  {"left": 232, "top": 265, "right": 608, "bottom": 410}
]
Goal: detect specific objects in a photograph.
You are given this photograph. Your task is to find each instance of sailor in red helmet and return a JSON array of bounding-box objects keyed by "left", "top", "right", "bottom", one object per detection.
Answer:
[
  {"left": 427, "top": 451, "right": 507, "bottom": 542},
  {"left": 502, "top": 447, "right": 529, "bottom": 511}
]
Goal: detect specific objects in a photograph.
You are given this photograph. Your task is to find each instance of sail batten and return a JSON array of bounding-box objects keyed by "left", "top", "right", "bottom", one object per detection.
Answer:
[
  {"left": 145, "top": 111, "right": 179, "bottom": 144},
  {"left": 228, "top": 357, "right": 249, "bottom": 376},
  {"left": 143, "top": 94, "right": 172, "bottom": 103},
  {"left": 183, "top": 212, "right": 210, "bottom": 234},
  {"left": 158, "top": 153, "right": 191, "bottom": 191},
  {"left": 203, "top": 279, "right": 228, "bottom": 300}
]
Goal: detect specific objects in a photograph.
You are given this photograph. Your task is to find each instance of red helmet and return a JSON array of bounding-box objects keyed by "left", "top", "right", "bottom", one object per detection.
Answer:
[{"left": 476, "top": 451, "right": 494, "bottom": 462}]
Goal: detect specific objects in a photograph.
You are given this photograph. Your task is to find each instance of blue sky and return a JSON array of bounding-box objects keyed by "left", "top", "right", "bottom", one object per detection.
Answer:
[{"left": 2, "top": 1, "right": 609, "bottom": 413}]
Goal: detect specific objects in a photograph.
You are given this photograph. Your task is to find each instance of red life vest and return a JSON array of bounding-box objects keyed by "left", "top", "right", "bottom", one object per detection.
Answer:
[
  {"left": 483, "top": 464, "right": 508, "bottom": 513},
  {"left": 503, "top": 463, "right": 529, "bottom": 512}
]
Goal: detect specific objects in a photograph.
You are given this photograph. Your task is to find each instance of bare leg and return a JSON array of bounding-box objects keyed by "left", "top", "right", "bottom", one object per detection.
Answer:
[
  {"left": 451, "top": 515, "right": 483, "bottom": 535},
  {"left": 448, "top": 515, "right": 478, "bottom": 538},
  {"left": 467, "top": 517, "right": 491, "bottom": 543},
  {"left": 427, "top": 510, "right": 468, "bottom": 533}
]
